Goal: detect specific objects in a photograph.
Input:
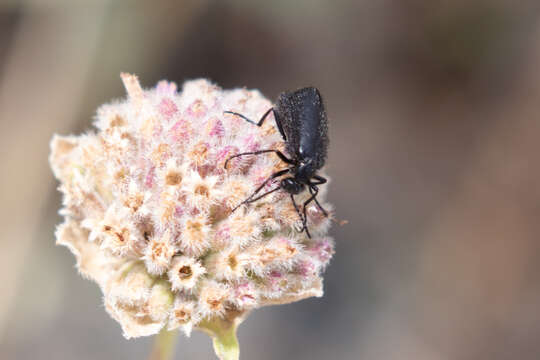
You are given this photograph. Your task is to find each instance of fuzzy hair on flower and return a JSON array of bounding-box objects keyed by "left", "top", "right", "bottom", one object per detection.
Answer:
[{"left": 50, "top": 73, "right": 334, "bottom": 357}]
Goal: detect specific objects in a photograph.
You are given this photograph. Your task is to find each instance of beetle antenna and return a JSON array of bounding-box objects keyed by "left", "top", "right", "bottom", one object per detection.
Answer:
[
  {"left": 230, "top": 169, "right": 289, "bottom": 212},
  {"left": 224, "top": 149, "right": 294, "bottom": 169},
  {"left": 232, "top": 186, "right": 282, "bottom": 212}
]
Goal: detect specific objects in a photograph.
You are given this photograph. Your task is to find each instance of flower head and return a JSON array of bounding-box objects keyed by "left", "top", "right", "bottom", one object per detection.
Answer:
[{"left": 50, "top": 73, "right": 334, "bottom": 339}]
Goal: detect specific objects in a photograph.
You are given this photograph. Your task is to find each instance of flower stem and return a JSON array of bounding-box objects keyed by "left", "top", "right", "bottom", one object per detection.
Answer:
[
  {"left": 199, "top": 316, "right": 241, "bottom": 360},
  {"left": 211, "top": 323, "right": 239, "bottom": 360},
  {"left": 148, "top": 329, "right": 178, "bottom": 360}
]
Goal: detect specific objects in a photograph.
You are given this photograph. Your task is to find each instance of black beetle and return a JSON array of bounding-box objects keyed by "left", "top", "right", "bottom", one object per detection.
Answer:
[{"left": 224, "top": 87, "right": 329, "bottom": 238}]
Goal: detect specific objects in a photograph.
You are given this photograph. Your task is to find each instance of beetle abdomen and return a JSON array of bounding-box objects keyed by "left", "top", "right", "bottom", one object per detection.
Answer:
[{"left": 276, "top": 87, "right": 328, "bottom": 169}]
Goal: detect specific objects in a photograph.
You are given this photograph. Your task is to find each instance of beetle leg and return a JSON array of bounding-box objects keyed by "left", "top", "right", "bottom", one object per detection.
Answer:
[
  {"left": 308, "top": 185, "right": 328, "bottom": 217},
  {"left": 224, "top": 108, "right": 286, "bottom": 141},
  {"left": 301, "top": 186, "right": 322, "bottom": 236},
  {"left": 290, "top": 193, "right": 310, "bottom": 238},
  {"left": 232, "top": 168, "right": 289, "bottom": 212},
  {"left": 224, "top": 149, "right": 294, "bottom": 169},
  {"left": 308, "top": 176, "right": 328, "bottom": 216},
  {"left": 310, "top": 174, "right": 327, "bottom": 185}
]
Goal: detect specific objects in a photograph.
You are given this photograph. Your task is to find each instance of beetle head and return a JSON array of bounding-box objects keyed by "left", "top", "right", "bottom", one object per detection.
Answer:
[{"left": 280, "top": 177, "right": 304, "bottom": 195}]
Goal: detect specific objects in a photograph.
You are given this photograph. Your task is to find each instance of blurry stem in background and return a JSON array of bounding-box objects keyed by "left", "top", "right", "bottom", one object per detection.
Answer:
[
  {"left": 148, "top": 329, "right": 179, "bottom": 360},
  {"left": 0, "top": 0, "right": 110, "bottom": 339}
]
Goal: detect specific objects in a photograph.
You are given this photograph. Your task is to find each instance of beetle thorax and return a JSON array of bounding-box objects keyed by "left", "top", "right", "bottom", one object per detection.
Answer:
[{"left": 295, "top": 160, "right": 316, "bottom": 184}]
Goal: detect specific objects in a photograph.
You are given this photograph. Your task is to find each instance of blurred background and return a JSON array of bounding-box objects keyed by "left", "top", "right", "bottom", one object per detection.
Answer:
[{"left": 2, "top": 0, "right": 540, "bottom": 359}]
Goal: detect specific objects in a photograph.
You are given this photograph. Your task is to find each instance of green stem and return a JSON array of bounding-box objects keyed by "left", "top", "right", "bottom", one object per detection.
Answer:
[
  {"left": 199, "top": 316, "right": 241, "bottom": 360},
  {"left": 211, "top": 323, "right": 239, "bottom": 360},
  {"left": 148, "top": 329, "right": 178, "bottom": 360}
]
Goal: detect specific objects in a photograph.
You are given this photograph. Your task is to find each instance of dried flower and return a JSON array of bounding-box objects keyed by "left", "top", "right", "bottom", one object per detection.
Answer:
[{"left": 50, "top": 73, "right": 334, "bottom": 358}]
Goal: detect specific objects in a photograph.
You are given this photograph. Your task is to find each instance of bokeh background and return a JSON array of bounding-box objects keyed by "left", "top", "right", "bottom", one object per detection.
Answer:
[{"left": 2, "top": 0, "right": 540, "bottom": 359}]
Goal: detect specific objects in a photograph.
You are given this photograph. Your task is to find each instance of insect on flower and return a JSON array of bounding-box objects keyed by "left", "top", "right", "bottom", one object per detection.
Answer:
[
  {"left": 224, "top": 87, "right": 329, "bottom": 238},
  {"left": 50, "top": 75, "right": 336, "bottom": 351}
]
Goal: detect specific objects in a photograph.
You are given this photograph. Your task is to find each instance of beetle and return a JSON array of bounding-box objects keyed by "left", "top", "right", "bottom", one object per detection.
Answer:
[{"left": 224, "top": 86, "right": 329, "bottom": 238}]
